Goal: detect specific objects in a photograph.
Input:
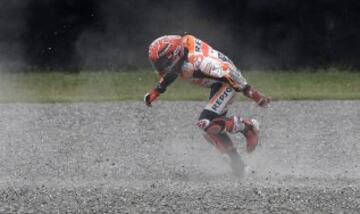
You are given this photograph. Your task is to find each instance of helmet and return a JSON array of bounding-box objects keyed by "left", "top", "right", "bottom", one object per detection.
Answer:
[{"left": 148, "top": 35, "right": 184, "bottom": 74}]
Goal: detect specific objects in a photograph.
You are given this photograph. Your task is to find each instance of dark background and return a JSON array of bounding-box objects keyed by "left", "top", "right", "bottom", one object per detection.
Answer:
[{"left": 1, "top": 0, "right": 359, "bottom": 71}]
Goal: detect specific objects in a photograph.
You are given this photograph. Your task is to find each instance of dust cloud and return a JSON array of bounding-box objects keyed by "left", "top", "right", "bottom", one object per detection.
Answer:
[
  {"left": 0, "top": 1, "right": 29, "bottom": 72},
  {"left": 75, "top": 1, "right": 237, "bottom": 70}
]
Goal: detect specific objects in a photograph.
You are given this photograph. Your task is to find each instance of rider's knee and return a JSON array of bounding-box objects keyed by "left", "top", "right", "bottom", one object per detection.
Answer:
[{"left": 196, "top": 117, "right": 227, "bottom": 135}]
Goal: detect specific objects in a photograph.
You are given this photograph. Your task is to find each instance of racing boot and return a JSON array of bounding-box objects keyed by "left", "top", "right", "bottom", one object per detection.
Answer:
[
  {"left": 241, "top": 118, "right": 260, "bottom": 152},
  {"left": 226, "top": 116, "right": 260, "bottom": 153}
]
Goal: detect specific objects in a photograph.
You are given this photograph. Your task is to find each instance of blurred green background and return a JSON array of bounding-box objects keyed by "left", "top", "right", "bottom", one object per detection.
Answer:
[{"left": 0, "top": 69, "right": 358, "bottom": 103}]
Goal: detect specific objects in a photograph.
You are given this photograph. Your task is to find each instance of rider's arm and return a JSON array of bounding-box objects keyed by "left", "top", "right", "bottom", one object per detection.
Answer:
[
  {"left": 144, "top": 71, "right": 178, "bottom": 106},
  {"left": 195, "top": 56, "right": 247, "bottom": 91},
  {"left": 241, "top": 84, "right": 271, "bottom": 107},
  {"left": 196, "top": 56, "right": 271, "bottom": 107},
  {"left": 156, "top": 71, "right": 178, "bottom": 93}
]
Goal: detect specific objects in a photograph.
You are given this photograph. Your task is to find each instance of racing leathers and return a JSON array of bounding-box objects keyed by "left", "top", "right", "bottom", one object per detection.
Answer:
[{"left": 145, "top": 35, "right": 270, "bottom": 172}]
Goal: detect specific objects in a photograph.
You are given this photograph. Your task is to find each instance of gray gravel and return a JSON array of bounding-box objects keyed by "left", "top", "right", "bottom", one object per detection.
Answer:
[{"left": 0, "top": 101, "right": 359, "bottom": 213}]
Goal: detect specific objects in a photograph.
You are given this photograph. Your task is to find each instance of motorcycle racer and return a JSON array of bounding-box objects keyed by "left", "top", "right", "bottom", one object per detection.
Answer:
[{"left": 144, "top": 34, "right": 271, "bottom": 176}]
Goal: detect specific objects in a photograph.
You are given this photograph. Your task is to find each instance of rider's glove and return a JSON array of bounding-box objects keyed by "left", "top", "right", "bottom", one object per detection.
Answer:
[
  {"left": 144, "top": 88, "right": 160, "bottom": 107},
  {"left": 242, "top": 85, "right": 271, "bottom": 107}
]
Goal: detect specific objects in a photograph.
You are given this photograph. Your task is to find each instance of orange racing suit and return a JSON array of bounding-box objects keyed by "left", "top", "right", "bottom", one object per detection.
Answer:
[
  {"left": 157, "top": 35, "right": 248, "bottom": 115},
  {"left": 146, "top": 35, "right": 270, "bottom": 155}
]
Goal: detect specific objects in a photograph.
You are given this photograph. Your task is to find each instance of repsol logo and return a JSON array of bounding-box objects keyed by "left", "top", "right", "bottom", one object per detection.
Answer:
[{"left": 211, "top": 88, "right": 233, "bottom": 111}]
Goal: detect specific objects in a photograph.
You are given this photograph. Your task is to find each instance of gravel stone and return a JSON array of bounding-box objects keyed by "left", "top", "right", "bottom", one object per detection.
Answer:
[{"left": 0, "top": 101, "right": 359, "bottom": 213}]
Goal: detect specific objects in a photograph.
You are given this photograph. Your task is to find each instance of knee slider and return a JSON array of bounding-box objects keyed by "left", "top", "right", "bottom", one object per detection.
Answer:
[
  {"left": 196, "top": 119, "right": 210, "bottom": 131},
  {"left": 197, "top": 118, "right": 225, "bottom": 134}
]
